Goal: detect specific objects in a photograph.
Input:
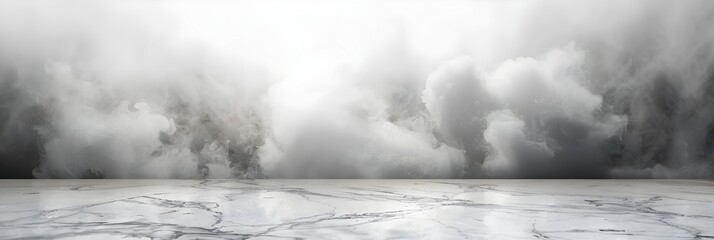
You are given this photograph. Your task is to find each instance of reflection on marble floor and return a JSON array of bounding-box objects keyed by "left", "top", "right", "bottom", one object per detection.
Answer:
[{"left": 0, "top": 180, "right": 713, "bottom": 239}]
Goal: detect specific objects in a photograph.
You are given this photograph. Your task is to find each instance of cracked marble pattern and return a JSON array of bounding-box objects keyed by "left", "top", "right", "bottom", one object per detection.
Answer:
[{"left": 0, "top": 180, "right": 713, "bottom": 239}]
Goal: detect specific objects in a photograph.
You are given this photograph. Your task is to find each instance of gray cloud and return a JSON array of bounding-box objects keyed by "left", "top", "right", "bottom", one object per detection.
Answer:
[
  {"left": 0, "top": 0, "right": 712, "bottom": 178},
  {"left": 481, "top": 45, "right": 627, "bottom": 178}
]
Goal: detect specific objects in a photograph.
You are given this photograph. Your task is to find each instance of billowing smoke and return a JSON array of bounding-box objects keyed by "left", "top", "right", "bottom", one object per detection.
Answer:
[
  {"left": 259, "top": 49, "right": 465, "bottom": 178},
  {"left": 481, "top": 45, "right": 627, "bottom": 178},
  {"left": 0, "top": 0, "right": 713, "bottom": 178}
]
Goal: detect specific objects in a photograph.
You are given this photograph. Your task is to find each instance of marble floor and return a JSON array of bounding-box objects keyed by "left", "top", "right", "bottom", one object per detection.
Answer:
[{"left": 0, "top": 180, "right": 712, "bottom": 239}]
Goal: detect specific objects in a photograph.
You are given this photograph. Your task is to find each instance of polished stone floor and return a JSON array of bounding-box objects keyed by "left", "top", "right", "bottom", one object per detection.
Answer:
[{"left": 0, "top": 180, "right": 712, "bottom": 239}]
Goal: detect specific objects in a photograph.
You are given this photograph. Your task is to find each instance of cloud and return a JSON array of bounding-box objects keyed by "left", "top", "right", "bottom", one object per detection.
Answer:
[
  {"left": 481, "top": 45, "right": 627, "bottom": 178},
  {"left": 422, "top": 56, "right": 496, "bottom": 176},
  {"left": 0, "top": 0, "right": 713, "bottom": 178},
  {"left": 259, "top": 50, "right": 465, "bottom": 178}
]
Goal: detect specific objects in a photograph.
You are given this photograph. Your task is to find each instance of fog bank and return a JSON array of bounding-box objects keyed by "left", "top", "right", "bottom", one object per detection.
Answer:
[{"left": 1, "top": 0, "right": 713, "bottom": 178}]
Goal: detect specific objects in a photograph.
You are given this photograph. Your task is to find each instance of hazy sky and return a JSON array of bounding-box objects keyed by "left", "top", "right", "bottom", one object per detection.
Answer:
[{"left": 1, "top": 0, "right": 713, "bottom": 178}]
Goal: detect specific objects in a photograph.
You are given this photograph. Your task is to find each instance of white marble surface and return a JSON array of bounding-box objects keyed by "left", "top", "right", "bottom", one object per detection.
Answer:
[{"left": 0, "top": 180, "right": 713, "bottom": 239}]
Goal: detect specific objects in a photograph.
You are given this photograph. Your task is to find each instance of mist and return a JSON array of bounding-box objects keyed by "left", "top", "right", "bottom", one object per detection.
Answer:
[{"left": 1, "top": 0, "right": 713, "bottom": 178}]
